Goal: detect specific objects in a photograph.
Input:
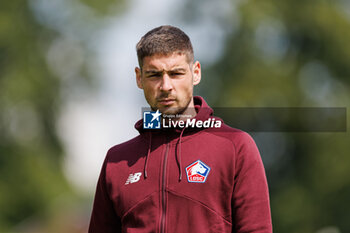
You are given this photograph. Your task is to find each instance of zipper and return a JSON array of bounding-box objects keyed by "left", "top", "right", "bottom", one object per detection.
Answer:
[{"left": 160, "top": 142, "right": 170, "bottom": 233}]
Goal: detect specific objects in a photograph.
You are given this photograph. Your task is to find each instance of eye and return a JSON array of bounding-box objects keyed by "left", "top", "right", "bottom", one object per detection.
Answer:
[
  {"left": 170, "top": 72, "right": 185, "bottom": 77},
  {"left": 148, "top": 73, "right": 161, "bottom": 78}
]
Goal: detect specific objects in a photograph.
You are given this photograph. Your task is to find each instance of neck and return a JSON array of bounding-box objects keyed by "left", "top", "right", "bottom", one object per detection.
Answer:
[{"left": 175, "top": 107, "right": 196, "bottom": 121}]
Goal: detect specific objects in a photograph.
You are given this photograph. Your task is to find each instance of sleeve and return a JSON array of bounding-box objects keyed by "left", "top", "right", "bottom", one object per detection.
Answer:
[
  {"left": 88, "top": 156, "right": 122, "bottom": 233},
  {"left": 232, "top": 132, "right": 273, "bottom": 233}
]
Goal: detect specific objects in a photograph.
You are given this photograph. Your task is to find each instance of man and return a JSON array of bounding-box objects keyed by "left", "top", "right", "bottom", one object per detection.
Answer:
[{"left": 89, "top": 25, "right": 272, "bottom": 233}]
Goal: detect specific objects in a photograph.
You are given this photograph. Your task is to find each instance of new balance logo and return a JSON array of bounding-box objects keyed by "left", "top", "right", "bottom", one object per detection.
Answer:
[{"left": 125, "top": 172, "right": 142, "bottom": 185}]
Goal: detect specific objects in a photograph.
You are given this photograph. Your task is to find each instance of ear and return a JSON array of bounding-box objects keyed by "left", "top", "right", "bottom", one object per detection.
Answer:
[
  {"left": 135, "top": 67, "right": 143, "bottom": 89},
  {"left": 192, "top": 61, "right": 201, "bottom": 86}
]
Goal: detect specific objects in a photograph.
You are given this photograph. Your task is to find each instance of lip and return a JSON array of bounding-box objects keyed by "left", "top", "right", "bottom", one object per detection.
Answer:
[{"left": 158, "top": 99, "right": 175, "bottom": 105}]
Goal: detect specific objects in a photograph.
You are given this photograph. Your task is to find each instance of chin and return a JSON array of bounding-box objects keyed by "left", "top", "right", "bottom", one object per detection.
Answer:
[
  {"left": 160, "top": 106, "right": 180, "bottom": 115},
  {"left": 163, "top": 106, "right": 189, "bottom": 116}
]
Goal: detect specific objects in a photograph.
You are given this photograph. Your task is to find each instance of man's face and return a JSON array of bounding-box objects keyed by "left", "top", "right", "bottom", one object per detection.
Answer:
[{"left": 135, "top": 53, "right": 201, "bottom": 115}]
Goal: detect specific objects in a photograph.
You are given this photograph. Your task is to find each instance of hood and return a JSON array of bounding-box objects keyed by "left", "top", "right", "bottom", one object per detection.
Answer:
[{"left": 134, "top": 96, "right": 214, "bottom": 134}]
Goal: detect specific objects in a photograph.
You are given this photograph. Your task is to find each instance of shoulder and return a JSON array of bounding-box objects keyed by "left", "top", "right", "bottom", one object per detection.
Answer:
[
  {"left": 105, "top": 135, "right": 147, "bottom": 162},
  {"left": 205, "top": 123, "right": 257, "bottom": 150}
]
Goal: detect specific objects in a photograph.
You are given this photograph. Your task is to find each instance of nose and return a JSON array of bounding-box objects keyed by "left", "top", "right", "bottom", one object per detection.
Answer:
[{"left": 160, "top": 73, "right": 173, "bottom": 92}]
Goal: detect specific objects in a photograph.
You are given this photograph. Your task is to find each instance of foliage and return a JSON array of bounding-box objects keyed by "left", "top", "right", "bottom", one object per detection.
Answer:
[
  {"left": 0, "top": 0, "right": 123, "bottom": 232},
  {"left": 194, "top": 0, "right": 350, "bottom": 232}
]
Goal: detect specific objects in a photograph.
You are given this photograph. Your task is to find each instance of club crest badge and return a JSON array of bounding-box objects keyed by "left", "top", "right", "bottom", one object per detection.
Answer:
[{"left": 185, "top": 160, "right": 211, "bottom": 183}]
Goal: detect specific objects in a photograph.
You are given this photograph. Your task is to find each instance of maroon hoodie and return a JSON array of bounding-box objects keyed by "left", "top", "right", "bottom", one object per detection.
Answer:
[{"left": 89, "top": 96, "right": 272, "bottom": 233}]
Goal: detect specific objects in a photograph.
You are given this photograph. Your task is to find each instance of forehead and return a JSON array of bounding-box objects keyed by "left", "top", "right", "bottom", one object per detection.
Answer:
[{"left": 142, "top": 53, "right": 190, "bottom": 71}]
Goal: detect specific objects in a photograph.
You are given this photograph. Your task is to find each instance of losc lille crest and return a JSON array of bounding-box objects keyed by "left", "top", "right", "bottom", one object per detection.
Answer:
[{"left": 185, "top": 160, "right": 211, "bottom": 183}]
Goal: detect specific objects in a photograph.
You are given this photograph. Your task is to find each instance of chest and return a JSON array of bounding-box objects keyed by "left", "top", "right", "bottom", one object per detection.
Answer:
[{"left": 106, "top": 135, "right": 236, "bottom": 217}]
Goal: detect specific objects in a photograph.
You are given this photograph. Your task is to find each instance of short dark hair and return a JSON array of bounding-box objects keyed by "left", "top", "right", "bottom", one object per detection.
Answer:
[{"left": 136, "top": 25, "right": 194, "bottom": 67}]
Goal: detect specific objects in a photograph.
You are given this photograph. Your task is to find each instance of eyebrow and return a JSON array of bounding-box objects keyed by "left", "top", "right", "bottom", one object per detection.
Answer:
[
  {"left": 169, "top": 68, "right": 186, "bottom": 73},
  {"left": 144, "top": 68, "right": 187, "bottom": 74}
]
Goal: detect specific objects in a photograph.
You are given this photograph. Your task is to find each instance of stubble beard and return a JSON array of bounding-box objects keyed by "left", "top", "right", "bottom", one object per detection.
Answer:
[{"left": 160, "top": 96, "right": 192, "bottom": 118}]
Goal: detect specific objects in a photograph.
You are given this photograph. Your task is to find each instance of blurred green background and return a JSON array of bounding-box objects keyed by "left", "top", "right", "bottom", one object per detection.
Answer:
[{"left": 0, "top": 0, "right": 349, "bottom": 232}]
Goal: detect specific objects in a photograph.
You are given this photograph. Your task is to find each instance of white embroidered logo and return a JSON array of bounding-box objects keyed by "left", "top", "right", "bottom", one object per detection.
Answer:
[{"left": 125, "top": 172, "right": 142, "bottom": 185}]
